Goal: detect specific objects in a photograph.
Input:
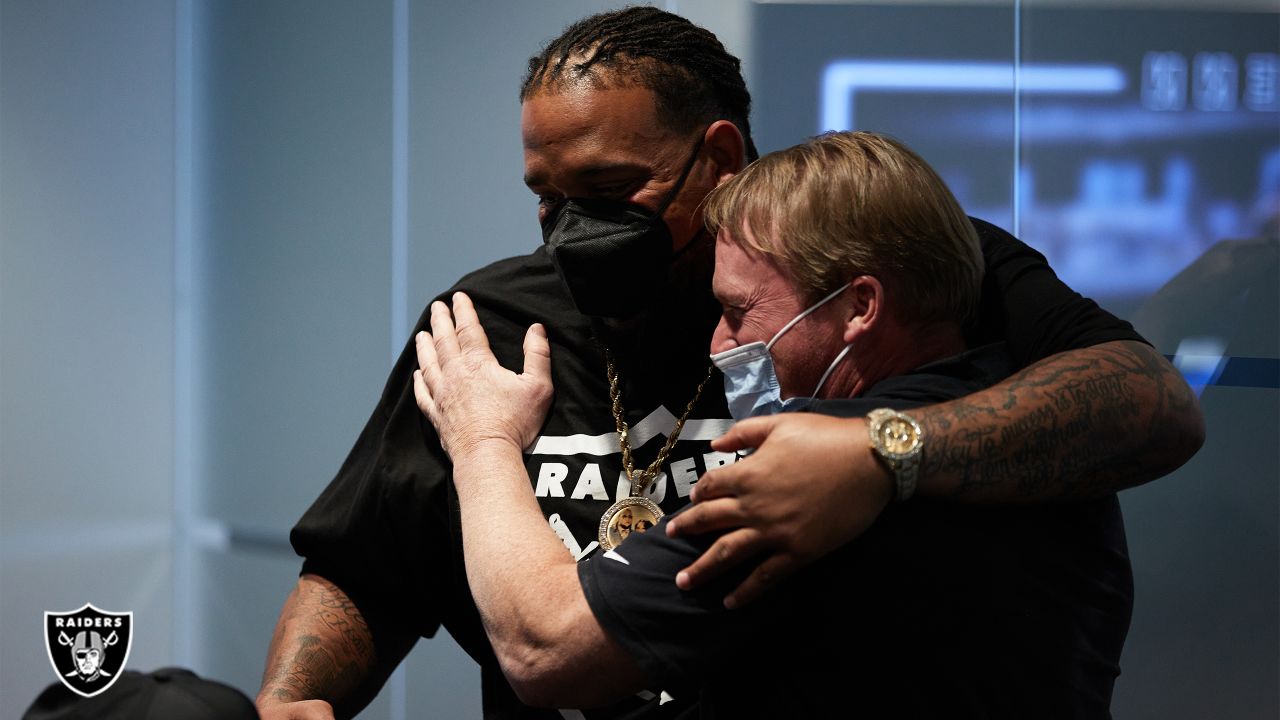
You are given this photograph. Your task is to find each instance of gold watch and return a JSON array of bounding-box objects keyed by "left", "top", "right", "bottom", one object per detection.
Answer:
[{"left": 867, "top": 408, "right": 924, "bottom": 501}]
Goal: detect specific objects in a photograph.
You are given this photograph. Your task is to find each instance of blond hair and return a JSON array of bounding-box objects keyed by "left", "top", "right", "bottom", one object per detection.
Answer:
[{"left": 703, "top": 131, "right": 983, "bottom": 327}]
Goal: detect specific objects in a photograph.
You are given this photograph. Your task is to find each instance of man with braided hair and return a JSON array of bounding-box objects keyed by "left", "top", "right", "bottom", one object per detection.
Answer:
[
  {"left": 258, "top": 7, "right": 1202, "bottom": 719},
  {"left": 521, "top": 6, "right": 760, "bottom": 165}
]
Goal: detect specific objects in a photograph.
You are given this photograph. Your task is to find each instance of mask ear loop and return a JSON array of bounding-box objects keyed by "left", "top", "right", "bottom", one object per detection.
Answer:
[
  {"left": 812, "top": 343, "right": 853, "bottom": 396},
  {"left": 656, "top": 133, "right": 712, "bottom": 267},
  {"left": 654, "top": 133, "right": 707, "bottom": 218},
  {"left": 765, "top": 283, "right": 851, "bottom": 351}
]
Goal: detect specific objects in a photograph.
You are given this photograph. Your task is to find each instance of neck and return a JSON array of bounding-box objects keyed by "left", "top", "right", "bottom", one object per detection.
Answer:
[{"left": 827, "top": 321, "right": 967, "bottom": 399}]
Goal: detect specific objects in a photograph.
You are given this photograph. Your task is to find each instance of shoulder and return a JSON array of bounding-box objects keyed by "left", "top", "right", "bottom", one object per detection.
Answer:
[
  {"left": 446, "top": 246, "right": 568, "bottom": 316},
  {"left": 970, "top": 216, "right": 1048, "bottom": 268},
  {"left": 453, "top": 245, "right": 556, "bottom": 289},
  {"left": 413, "top": 246, "right": 587, "bottom": 353}
]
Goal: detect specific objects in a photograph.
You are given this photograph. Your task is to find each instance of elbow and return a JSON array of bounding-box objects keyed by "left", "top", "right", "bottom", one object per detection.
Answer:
[
  {"left": 1161, "top": 394, "right": 1206, "bottom": 474},
  {"left": 495, "top": 642, "right": 591, "bottom": 708},
  {"left": 1125, "top": 340, "right": 1207, "bottom": 478},
  {"left": 1177, "top": 396, "right": 1206, "bottom": 457},
  {"left": 480, "top": 566, "right": 636, "bottom": 708},
  {"left": 506, "top": 667, "right": 567, "bottom": 709},
  {"left": 492, "top": 623, "right": 633, "bottom": 709},
  {"left": 483, "top": 605, "right": 590, "bottom": 708},
  {"left": 1157, "top": 357, "right": 1207, "bottom": 473},
  {"left": 495, "top": 640, "right": 558, "bottom": 707}
]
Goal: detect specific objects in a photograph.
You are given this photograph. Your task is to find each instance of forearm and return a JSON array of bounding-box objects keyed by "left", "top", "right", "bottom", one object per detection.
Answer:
[
  {"left": 414, "top": 302, "right": 640, "bottom": 704},
  {"left": 915, "top": 340, "right": 1204, "bottom": 501},
  {"left": 454, "top": 442, "right": 579, "bottom": 656},
  {"left": 258, "top": 574, "right": 411, "bottom": 719},
  {"left": 453, "top": 441, "right": 641, "bottom": 706}
]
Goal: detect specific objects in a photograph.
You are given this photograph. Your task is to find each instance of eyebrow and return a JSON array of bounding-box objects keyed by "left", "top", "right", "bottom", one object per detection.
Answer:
[
  {"left": 523, "top": 161, "right": 650, "bottom": 188},
  {"left": 711, "top": 278, "right": 746, "bottom": 306}
]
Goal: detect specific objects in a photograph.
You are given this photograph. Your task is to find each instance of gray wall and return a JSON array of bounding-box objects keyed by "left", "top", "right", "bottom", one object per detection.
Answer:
[
  {"left": 0, "top": 1, "right": 1274, "bottom": 719},
  {"left": 0, "top": 0, "right": 177, "bottom": 715}
]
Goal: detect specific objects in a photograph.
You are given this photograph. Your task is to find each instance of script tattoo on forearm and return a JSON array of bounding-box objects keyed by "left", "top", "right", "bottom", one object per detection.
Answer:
[
  {"left": 260, "top": 575, "right": 375, "bottom": 705},
  {"left": 916, "top": 340, "right": 1200, "bottom": 500}
]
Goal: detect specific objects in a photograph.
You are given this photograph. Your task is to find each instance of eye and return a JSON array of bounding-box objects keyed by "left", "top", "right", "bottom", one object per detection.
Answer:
[
  {"left": 719, "top": 304, "right": 745, "bottom": 324},
  {"left": 595, "top": 182, "right": 635, "bottom": 197}
]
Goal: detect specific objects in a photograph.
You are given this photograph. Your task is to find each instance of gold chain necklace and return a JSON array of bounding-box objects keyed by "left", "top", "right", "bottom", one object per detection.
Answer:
[{"left": 597, "top": 350, "right": 714, "bottom": 551}]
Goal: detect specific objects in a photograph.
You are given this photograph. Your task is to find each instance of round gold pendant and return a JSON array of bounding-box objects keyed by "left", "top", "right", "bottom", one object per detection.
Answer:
[{"left": 598, "top": 496, "right": 664, "bottom": 551}]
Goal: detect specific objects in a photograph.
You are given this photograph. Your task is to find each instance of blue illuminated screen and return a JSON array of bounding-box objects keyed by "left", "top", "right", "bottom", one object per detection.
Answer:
[{"left": 752, "top": 4, "right": 1279, "bottom": 304}]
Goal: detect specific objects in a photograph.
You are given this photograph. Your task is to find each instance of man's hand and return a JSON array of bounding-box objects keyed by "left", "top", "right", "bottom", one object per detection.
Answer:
[
  {"left": 257, "top": 700, "right": 334, "bottom": 720},
  {"left": 413, "top": 292, "right": 553, "bottom": 460},
  {"left": 666, "top": 413, "right": 893, "bottom": 608}
]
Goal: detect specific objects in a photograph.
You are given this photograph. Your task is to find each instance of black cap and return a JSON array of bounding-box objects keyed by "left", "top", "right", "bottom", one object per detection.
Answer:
[{"left": 23, "top": 667, "right": 258, "bottom": 720}]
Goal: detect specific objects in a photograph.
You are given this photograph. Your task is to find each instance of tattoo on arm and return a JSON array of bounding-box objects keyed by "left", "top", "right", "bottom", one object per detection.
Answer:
[
  {"left": 259, "top": 575, "right": 376, "bottom": 706},
  {"left": 916, "top": 340, "right": 1202, "bottom": 501}
]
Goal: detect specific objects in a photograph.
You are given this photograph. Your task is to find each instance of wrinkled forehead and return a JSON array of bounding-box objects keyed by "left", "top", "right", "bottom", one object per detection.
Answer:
[{"left": 712, "top": 223, "right": 783, "bottom": 295}]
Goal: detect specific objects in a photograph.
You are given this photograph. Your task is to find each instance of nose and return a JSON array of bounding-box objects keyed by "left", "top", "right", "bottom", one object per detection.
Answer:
[{"left": 710, "top": 314, "right": 737, "bottom": 355}]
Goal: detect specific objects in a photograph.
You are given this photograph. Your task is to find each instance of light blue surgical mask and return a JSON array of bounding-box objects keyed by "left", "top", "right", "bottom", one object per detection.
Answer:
[{"left": 710, "top": 283, "right": 853, "bottom": 421}]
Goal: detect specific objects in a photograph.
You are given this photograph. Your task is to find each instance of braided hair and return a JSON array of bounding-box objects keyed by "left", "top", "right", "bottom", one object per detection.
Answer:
[{"left": 521, "top": 6, "right": 759, "bottom": 162}]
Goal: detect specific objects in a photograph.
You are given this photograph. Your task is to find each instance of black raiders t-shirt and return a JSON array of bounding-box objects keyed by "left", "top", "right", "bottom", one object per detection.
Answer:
[
  {"left": 578, "top": 344, "right": 1134, "bottom": 719},
  {"left": 290, "top": 219, "right": 1146, "bottom": 718}
]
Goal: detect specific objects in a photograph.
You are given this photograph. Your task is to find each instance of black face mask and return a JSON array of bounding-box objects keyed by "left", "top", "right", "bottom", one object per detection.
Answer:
[{"left": 541, "top": 137, "right": 703, "bottom": 319}]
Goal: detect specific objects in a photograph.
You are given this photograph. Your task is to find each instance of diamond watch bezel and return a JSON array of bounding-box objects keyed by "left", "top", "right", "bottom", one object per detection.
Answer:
[
  {"left": 867, "top": 408, "right": 924, "bottom": 501},
  {"left": 869, "top": 409, "right": 923, "bottom": 460}
]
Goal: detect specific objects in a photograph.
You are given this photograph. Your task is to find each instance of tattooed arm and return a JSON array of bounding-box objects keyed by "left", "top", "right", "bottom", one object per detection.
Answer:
[
  {"left": 257, "top": 574, "right": 416, "bottom": 720},
  {"left": 670, "top": 340, "right": 1203, "bottom": 605},
  {"left": 915, "top": 339, "right": 1203, "bottom": 499}
]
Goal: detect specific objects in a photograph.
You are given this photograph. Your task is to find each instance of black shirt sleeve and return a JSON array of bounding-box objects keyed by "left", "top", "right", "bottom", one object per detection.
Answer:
[
  {"left": 290, "top": 317, "right": 456, "bottom": 640},
  {"left": 290, "top": 248, "right": 593, "bottom": 654},
  {"left": 577, "top": 514, "right": 768, "bottom": 696},
  {"left": 968, "top": 217, "right": 1147, "bottom": 367}
]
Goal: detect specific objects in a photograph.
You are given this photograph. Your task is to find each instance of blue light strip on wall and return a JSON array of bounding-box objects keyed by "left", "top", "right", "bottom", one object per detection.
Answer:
[
  {"left": 1169, "top": 355, "right": 1280, "bottom": 392},
  {"left": 820, "top": 60, "right": 1128, "bottom": 133}
]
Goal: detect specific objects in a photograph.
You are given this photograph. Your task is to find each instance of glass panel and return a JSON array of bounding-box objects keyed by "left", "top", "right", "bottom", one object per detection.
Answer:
[
  {"left": 193, "top": 0, "right": 395, "bottom": 532},
  {"left": 0, "top": 0, "right": 177, "bottom": 716},
  {"left": 1017, "top": 3, "right": 1279, "bottom": 717},
  {"left": 754, "top": 1, "right": 1277, "bottom": 716},
  {"left": 754, "top": 2, "right": 1018, "bottom": 230}
]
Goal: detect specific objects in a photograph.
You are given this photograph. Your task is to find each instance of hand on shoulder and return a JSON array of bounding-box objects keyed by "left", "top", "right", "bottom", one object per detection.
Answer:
[{"left": 413, "top": 292, "right": 554, "bottom": 461}]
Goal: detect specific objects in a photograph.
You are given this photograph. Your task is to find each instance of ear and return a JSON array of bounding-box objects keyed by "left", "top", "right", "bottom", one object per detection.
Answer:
[
  {"left": 842, "top": 275, "right": 884, "bottom": 344},
  {"left": 703, "top": 120, "right": 746, "bottom": 186}
]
